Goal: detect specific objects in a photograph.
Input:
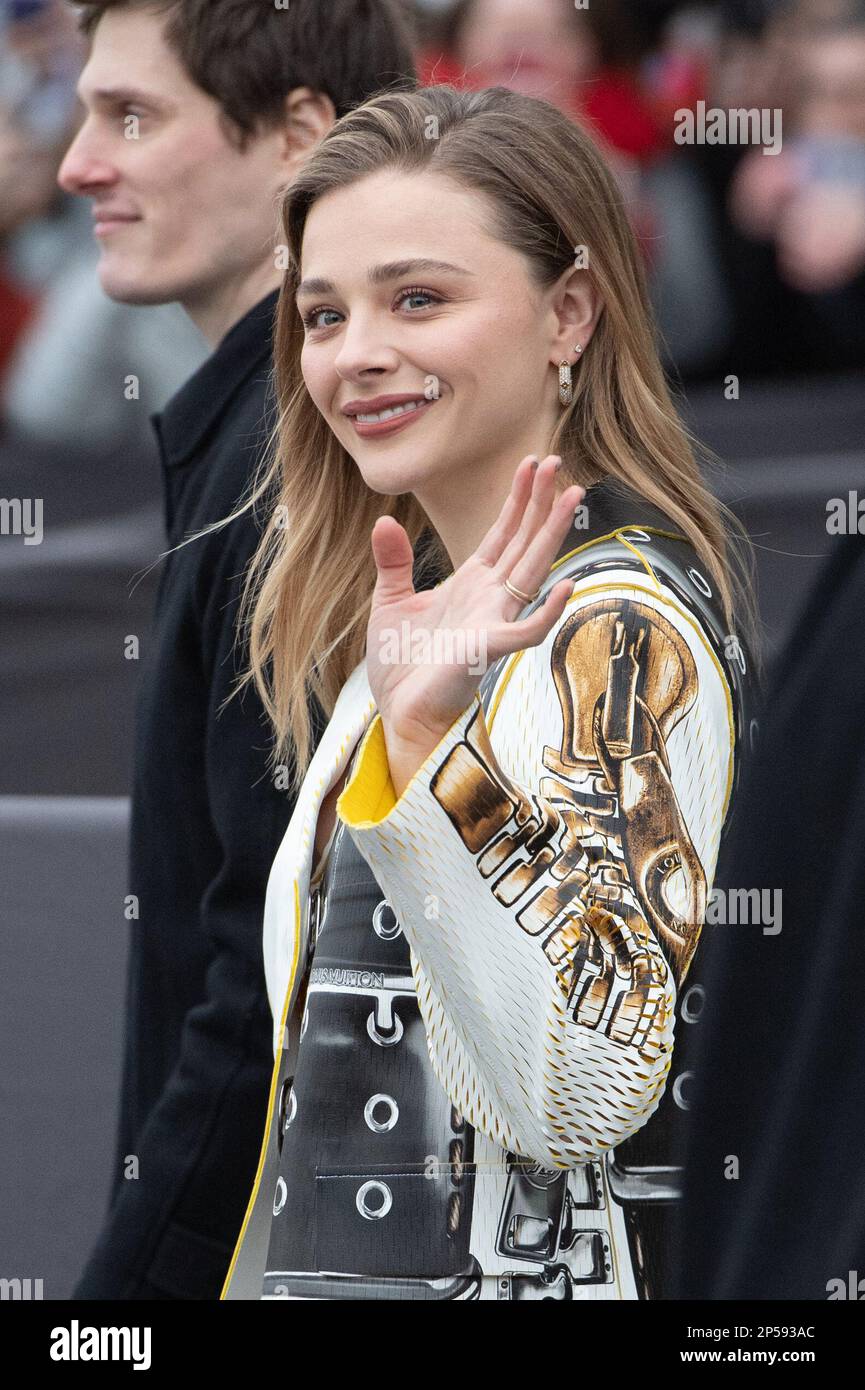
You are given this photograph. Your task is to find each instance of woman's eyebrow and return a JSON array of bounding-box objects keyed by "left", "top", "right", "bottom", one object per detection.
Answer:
[{"left": 296, "top": 258, "right": 474, "bottom": 299}]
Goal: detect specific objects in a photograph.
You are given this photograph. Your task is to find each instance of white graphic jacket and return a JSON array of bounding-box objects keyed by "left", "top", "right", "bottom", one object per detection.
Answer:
[{"left": 222, "top": 482, "right": 752, "bottom": 1300}]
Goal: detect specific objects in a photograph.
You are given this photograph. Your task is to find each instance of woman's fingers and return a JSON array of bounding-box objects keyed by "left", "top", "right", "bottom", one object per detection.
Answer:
[
  {"left": 495, "top": 577, "right": 576, "bottom": 652},
  {"left": 503, "top": 484, "right": 584, "bottom": 603},
  {"left": 495, "top": 455, "right": 561, "bottom": 576},
  {"left": 474, "top": 454, "right": 538, "bottom": 566}
]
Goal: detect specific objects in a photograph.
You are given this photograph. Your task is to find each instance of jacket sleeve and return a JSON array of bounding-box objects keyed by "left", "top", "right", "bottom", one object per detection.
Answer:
[
  {"left": 73, "top": 515, "right": 301, "bottom": 1300},
  {"left": 337, "top": 569, "right": 736, "bottom": 1170}
]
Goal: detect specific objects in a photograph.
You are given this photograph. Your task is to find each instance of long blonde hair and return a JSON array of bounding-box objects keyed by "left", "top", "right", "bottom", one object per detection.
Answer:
[{"left": 207, "top": 83, "right": 754, "bottom": 794}]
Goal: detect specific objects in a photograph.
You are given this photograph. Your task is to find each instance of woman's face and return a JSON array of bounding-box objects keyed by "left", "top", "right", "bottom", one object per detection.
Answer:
[{"left": 296, "top": 169, "right": 566, "bottom": 502}]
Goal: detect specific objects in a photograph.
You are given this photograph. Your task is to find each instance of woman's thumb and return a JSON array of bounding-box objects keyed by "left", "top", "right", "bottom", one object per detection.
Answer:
[{"left": 370, "top": 516, "right": 415, "bottom": 604}]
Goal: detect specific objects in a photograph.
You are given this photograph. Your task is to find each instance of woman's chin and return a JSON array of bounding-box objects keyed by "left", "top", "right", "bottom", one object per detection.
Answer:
[
  {"left": 351, "top": 451, "right": 441, "bottom": 498},
  {"left": 356, "top": 468, "right": 425, "bottom": 498}
]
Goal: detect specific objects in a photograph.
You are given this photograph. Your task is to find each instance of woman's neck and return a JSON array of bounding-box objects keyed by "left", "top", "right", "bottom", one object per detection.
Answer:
[{"left": 415, "top": 444, "right": 566, "bottom": 570}]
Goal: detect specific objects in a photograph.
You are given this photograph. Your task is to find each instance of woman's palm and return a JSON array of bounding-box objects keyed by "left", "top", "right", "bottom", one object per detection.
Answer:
[{"left": 365, "top": 455, "right": 584, "bottom": 744}]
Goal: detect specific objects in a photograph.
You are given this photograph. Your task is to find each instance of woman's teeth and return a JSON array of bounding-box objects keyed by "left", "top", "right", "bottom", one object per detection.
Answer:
[{"left": 356, "top": 400, "right": 427, "bottom": 423}]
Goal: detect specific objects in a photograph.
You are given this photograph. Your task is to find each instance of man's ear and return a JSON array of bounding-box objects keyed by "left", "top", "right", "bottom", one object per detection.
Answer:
[{"left": 280, "top": 86, "right": 337, "bottom": 171}]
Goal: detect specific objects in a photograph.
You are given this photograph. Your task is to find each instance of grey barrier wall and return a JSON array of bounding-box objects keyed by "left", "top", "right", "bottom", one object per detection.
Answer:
[{"left": 0, "top": 797, "right": 130, "bottom": 1300}]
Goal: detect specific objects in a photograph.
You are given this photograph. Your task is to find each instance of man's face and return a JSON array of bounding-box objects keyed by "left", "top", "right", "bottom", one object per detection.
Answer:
[{"left": 57, "top": 5, "right": 288, "bottom": 308}]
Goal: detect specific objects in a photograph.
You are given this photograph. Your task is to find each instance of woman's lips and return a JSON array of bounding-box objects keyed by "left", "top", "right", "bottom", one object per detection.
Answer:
[{"left": 349, "top": 398, "right": 438, "bottom": 439}]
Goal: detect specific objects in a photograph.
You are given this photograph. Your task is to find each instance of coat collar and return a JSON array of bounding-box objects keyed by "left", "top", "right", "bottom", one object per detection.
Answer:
[
  {"left": 151, "top": 289, "right": 279, "bottom": 468},
  {"left": 262, "top": 660, "right": 377, "bottom": 1028}
]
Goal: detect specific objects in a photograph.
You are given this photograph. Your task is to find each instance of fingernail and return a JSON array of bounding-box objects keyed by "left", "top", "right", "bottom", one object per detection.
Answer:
[
  {"left": 552, "top": 456, "right": 563, "bottom": 471},
  {"left": 529, "top": 457, "right": 539, "bottom": 470}
]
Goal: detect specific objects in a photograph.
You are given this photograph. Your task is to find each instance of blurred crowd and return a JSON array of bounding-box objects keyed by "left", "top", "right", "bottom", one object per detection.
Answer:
[
  {"left": 1, "top": 0, "right": 865, "bottom": 456},
  {"left": 0, "top": 0, "right": 205, "bottom": 456},
  {"left": 410, "top": 0, "right": 865, "bottom": 378}
]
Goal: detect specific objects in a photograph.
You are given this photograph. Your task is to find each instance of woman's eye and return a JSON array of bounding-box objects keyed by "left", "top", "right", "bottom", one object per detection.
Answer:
[
  {"left": 395, "top": 287, "right": 441, "bottom": 312},
  {"left": 301, "top": 288, "right": 441, "bottom": 332},
  {"left": 302, "top": 307, "right": 343, "bottom": 331}
]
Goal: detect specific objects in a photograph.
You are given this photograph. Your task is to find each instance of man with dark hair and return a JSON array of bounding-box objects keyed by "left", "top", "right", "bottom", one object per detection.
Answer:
[{"left": 57, "top": 0, "right": 416, "bottom": 1300}]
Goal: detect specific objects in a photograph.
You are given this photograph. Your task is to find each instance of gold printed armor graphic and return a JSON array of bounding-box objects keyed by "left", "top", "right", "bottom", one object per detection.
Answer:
[
  {"left": 542, "top": 598, "right": 705, "bottom": 986},
  {"left": 430, "top": 597, "right": 705, "bottom": 1065}
]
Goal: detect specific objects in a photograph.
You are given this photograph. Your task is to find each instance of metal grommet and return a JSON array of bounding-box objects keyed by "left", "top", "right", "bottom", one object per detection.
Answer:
[
  {"left": 447, "top": 1191, "right": 462, "bottom": 1234},
  {"left": 449, "top": 1139, "right": 465, "bottom": 1183},
  {"left": 364, "top": 1093, "right": 399, "bottom": 1133},
  {"left": 681, "top": 983, "right": 706, "bottom": 1024},
  {"left": 726, "top": 637, "right": 747, "bottom": 676},
  {"left": 273, "top": 1176, "right": 287, "bottom": 1216},
  {"left": 366, "top": 1008, "right": 404, "bottom": 1048},
  {"left": 356, "top": 1180, "right": 392, "bottom": 1221},
  {"left": 277, "top": 1078, "right": 295, "bottom": 1151},
  {"left": 673, "top": 1069, "right": 694, "bottom": 1111},
  {"left": 687, "top": 567, "right": 712, "bottom": 597},
  {"left": 372, "top": 899, "right": 402, "bottom": 940}
]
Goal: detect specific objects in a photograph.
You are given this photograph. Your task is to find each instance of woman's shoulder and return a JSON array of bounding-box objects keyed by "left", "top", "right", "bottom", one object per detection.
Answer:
[
  {"left": 563, "top": 477, "right": 716, "bottom": 582},
  {"left": 578, "top": 475, "right": 680, "bottom": 539},
  {"left": 551, "top": 477, "right": 747, "bottom": 670},
  {"left": 478, "top": 476, "right": 756, "bottom": 790}
]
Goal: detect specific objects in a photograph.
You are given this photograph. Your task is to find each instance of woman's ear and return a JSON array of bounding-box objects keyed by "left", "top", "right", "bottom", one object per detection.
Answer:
[{"left": 548, "top": 262, "right": 604, "bottom": 366}]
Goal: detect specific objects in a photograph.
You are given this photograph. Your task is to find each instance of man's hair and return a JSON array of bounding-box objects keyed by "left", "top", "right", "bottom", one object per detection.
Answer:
[{"left": 71, "top": 0, "right": 418, "bottom": 144}]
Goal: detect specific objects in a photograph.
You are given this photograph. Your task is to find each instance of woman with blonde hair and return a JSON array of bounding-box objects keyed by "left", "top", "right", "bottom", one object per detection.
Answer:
[{"left": 219, "top": 83, "right": 755, "bottom": 1301}]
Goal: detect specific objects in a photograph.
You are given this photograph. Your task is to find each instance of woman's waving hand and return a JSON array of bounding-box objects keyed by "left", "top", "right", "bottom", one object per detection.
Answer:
[{"left": 366, "top": 453, "right": 585, "bottom": 795}]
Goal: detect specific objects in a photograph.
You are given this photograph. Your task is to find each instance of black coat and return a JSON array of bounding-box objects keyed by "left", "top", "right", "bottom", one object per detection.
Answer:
[
  {"left": 74, "top": 291, "right": 319, "bottom": 1299},
  {"left": 674, "top": 533, "right": 865, "bottom": 1298}
]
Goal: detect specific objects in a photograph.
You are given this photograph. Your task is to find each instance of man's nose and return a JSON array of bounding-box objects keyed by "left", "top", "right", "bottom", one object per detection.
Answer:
[{"left": 57, "top": 126, "right": 115, "bottom": 195}]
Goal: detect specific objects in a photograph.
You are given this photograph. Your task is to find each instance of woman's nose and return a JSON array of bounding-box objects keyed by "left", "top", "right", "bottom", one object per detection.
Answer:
[{"left": 333, "top": 313, "right": 401, "bottom": 378}]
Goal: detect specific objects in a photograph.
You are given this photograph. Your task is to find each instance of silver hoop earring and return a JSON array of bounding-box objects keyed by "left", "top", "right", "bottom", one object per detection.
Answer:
[
  {"left": 558, "top": 360, "right": 573, "bottom": 406},
  {"left": 558, "top": 346, "right": 583, "bottom": 407}
]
